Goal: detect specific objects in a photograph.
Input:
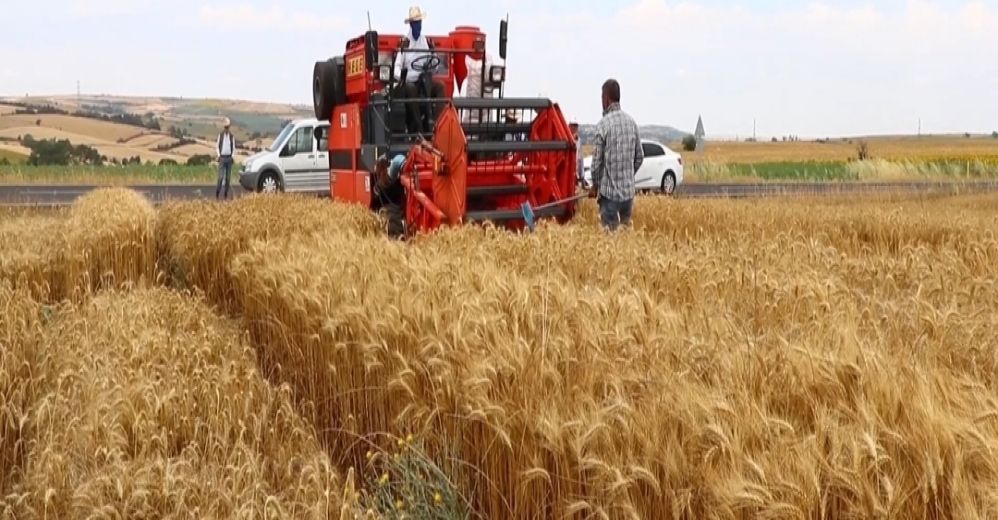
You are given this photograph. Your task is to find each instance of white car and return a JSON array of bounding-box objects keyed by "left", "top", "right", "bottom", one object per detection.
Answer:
[
  {"left": 239, "top": 117, "right": 331, "bottom": 194},
  {"left": 581, "top": 139, "right": 684, "bottom": 195}
]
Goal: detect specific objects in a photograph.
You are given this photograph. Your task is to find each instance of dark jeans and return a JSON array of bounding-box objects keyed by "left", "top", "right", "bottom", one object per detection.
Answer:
[
  {"left": 216, "top": 156, "right": 233, "bottom": 199},
  {"left": 598, "top": 197, "right": 633, "bottom": 231},
  {"left": 392, "top": 80, "right": 446, "bottom": 133}
]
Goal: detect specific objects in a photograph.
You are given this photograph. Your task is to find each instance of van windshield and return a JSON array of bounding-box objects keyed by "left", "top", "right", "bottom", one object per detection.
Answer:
[{"left": 268, "top": 123, "right": 295, "bottom": 152}]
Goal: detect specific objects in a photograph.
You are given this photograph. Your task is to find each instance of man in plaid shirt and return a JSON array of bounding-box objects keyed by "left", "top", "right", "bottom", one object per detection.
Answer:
[{"left": 589, "top": 78, "right": 643, "bottom": 231}]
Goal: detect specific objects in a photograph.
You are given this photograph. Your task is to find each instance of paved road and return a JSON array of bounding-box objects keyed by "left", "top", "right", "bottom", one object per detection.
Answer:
[{"left": 2, "top": 180, "right": 998, "bottom": 207}]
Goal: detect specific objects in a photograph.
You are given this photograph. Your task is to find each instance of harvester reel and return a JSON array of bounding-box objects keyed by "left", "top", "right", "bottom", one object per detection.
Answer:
[{"left": 312, "top": 59, "right": 345, "bottom": 121}]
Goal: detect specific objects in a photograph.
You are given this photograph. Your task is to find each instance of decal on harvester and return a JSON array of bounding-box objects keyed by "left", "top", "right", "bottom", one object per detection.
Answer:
[{"left": 347, "top": 56, "right": 364, "bottom": 77}]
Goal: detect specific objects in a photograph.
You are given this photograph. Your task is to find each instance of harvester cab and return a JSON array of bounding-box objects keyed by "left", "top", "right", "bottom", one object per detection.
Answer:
[{"left": 311, "top": 18, "right": 580, "bottom": 238}]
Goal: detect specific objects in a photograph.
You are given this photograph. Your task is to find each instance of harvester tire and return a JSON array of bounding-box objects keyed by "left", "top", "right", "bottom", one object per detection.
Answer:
[{"left": 313, "top": 59, "right": 344, "bottom": 121}]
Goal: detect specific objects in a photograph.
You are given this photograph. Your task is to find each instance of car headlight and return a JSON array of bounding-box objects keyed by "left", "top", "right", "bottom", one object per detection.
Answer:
[
  {"left": 241, "top": 161, "right": 252, "bottom": 172},
  {"left": 489, "top": 65, "right": 504, "bottom": 82},
  {"left": 378, "top": 65, "right": 391, "bottom": 82}
]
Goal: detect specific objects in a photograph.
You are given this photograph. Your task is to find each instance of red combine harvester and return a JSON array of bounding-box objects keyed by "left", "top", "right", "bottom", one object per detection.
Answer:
[{"left": 311, "top": 20, "right": 580, "bottom": 237}]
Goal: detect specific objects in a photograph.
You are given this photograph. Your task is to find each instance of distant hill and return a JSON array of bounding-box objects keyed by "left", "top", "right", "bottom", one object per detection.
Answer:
[
  {"left": 0, "top": 94, "right": 689, "bottom": 164},
  {"left": 0, "top": 95, "right": 316, "bottom": 164},
  {"left": 578, "top": 123, "right": 688, "bottom": 145}
]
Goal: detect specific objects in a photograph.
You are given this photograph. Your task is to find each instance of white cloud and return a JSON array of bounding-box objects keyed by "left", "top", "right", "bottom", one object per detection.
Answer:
[{"left": 196, "top": 4, "right": 349, "bottom": 31}]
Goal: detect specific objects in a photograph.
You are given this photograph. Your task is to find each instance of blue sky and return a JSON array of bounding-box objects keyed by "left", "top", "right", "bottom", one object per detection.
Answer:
[{"left": 1, "top": 0, "right": 995, "bottom": 138}]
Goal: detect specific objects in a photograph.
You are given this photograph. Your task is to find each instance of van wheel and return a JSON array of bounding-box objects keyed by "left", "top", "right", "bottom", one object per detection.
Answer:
[{"left": 258, "top": 171, "right": 281, "bottom": 193}]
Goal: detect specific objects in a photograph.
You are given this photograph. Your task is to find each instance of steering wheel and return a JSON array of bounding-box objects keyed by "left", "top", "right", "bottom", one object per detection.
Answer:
[{"left": 409, "top": 54, "right": 442, "bottom": 74}]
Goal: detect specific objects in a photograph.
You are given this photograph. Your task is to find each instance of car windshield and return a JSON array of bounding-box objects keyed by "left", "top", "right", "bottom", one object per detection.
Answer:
[{"left": 268, "top": 123, "right": 295, "bottom": 152}]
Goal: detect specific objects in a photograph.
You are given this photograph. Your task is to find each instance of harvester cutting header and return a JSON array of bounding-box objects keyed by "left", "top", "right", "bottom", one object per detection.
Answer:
[{"left": 311, "top": 7, "right": 580, "bottom": 238}]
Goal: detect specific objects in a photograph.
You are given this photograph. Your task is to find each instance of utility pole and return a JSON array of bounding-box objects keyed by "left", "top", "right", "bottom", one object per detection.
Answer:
[
  {"left": 918, "top": 118, "right": 921, "bottom": 137},
  {"left": 77, "top": 80, "right": 81, "bottom": 100},
  {"left": 753, "top": 118, "right": 756, "bottom": 141}
]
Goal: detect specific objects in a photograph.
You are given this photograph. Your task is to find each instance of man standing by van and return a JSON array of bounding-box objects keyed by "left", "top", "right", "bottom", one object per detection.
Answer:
[{"left": 215, "top": 117, "right": 236, "bottom": 200}]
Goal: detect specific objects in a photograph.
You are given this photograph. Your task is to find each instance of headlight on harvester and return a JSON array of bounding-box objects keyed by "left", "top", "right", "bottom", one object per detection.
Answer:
[
  {"left": 378, "top": 65, "right": 391, "bottom": 82},
  {"left": 489, "top": 65, "right": 505, "bottom": 82}
]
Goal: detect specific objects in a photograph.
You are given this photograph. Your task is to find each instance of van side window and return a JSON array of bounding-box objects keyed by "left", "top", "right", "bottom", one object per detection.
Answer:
[
  {"left": 316, "top": 125, "right": 329, "bottom": 151},
  {"left": 287, "top": 126, "right": 314, "bottom": 154}
]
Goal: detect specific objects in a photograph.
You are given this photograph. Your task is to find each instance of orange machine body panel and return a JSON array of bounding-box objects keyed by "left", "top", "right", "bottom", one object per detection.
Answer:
[{"left": 329, "top": 103, "right": 371, "bottom": 207}]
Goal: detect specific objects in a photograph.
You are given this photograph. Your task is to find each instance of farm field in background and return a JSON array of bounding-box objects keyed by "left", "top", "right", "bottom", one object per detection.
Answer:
[
  {"left": 3, "top": 94, "right": 997, "bottom": 185},
  {"left": 0, "top": 164, "right": 216, "bottom": 185},
  {"left": 2, "top": 189, "right": 998, "bottom": 518},
  {"left": 4, "top": 140, "right": 998, "bottom": 186},
  {"left": 670, "top": 135, "right": 998, "bottom": 163}
]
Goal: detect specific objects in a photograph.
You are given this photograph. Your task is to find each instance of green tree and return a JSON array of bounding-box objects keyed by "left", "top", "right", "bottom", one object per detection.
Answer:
[
  {"left": 186, "top": 154, "right": 212, "bottom": 166},
  {"left": 681, "top": 134, "right": 697, "bottom": 152}
]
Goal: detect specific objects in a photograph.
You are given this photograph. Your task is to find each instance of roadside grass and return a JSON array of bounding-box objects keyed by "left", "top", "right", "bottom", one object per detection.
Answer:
[
  {"left": 685, "top": 158, "right": 998, "bottom": 183},
  {"left": 0, "top": 164, "right": 217, "bottom": 185},
  {"left": 2, "top": 158, "right": 998, "bottom": 186}
]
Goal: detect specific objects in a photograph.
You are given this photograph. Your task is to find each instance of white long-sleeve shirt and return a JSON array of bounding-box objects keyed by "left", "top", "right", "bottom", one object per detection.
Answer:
[
  {"left": 393, "top": 29, "right": 432, "bottom": 83},
  {"left": 216, "top": 131, "right": 235, "bottom": 158}
]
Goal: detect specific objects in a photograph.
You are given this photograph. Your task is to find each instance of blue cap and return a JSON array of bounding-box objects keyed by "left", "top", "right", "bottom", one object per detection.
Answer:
[{"left": 387, "top": 154, "right": 406, "bottom": 180}]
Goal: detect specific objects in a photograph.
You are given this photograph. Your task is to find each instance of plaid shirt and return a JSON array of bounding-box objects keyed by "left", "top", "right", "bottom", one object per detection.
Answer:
[{"left": 590, "top": 103, "right": 642, "bottom": 201}]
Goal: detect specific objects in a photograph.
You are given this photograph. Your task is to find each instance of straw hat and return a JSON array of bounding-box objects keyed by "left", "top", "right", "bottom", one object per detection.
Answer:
[
  {"left": 222, "top": 117, "right": 231, "bottom": 127},
  {"left": 405, "top": 5, "right": 425, "bottom": 22}
]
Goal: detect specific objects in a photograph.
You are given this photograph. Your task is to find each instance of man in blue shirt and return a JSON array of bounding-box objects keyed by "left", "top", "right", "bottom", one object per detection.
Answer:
[{"left": 373, "top": 154, "right": 408, "bottom": 239}]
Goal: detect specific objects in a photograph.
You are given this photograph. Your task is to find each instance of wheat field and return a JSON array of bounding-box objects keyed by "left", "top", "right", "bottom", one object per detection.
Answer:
[
  {"left": 672, "top": 136, "right": 998, "bottom": 164},
  {"left": 2, "top": 188, "right": 998, "bottom": 519}
]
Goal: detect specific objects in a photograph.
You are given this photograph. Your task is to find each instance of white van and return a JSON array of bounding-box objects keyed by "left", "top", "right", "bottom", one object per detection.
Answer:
[{"left": 238, "top": 118, "right": 330, "bottom": 194}]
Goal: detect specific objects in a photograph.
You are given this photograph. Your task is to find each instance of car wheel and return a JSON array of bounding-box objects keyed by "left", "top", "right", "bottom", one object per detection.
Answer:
[
  {"left": 258, "top": 171, "right": 281, "bottom": 193},
  {"left": 661, "top": 171, "right": 677, "bottom": 195}
]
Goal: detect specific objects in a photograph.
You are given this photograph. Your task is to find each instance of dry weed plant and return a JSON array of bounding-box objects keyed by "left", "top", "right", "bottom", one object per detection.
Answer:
[
  {"left": 228, "top": 194, "right": 998, "bottom": 519},
  {"left": 0, "top": 287, "right": 373, "bottom": 519},
  {"left": 156, "top": 193, "right": 382, "bottom": 313}
]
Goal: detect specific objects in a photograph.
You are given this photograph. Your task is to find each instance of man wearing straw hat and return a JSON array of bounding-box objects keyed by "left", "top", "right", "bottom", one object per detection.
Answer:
[
  {"left": 392, "top": 5, "right": 446, "bottom": 132},
  {"left": 215, "top": 117, "right": 236, "bottom": 200}
]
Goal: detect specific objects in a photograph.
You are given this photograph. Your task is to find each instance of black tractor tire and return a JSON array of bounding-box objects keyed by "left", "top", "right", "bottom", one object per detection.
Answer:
[{"left": 313, "top": 59, "right": 345, "bottom": 121}]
